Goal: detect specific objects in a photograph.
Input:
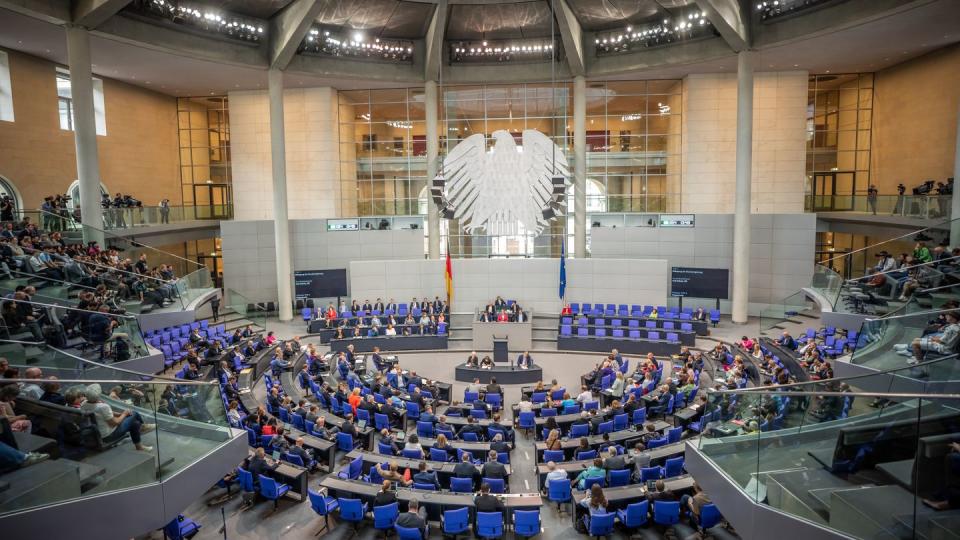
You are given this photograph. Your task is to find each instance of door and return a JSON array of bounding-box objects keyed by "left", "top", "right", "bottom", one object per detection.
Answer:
[
  {"left": 192, "top": 183, "right": 233, "bottom": 219},
  {"left": 811, "top": 172, "right": 857, "bottom": 211}
]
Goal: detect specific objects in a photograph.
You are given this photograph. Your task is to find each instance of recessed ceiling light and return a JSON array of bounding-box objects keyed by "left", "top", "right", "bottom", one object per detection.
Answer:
[
  {"left": 17, "top": 40, "right": 22, "bottom": 45},
  {"left": 793, "top": 64, "right": 799, "bottom": 67},
  {"left": 825, "top": 70, "right": 830, "bottom": 73}
]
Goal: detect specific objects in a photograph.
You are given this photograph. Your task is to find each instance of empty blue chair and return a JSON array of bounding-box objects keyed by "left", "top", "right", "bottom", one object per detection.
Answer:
[
  {"left": 617, "top": 501, "right": 649, "bottom": 531},
  {"left": 237, "top": 467, "right": 255, "bottom": 495},
  {"left": 417, "top": 421, "right": 434, "bottom": 438},
  {"left": 497, "top": 452, "right": 509, "bottom": 464},
  {"left": 608, "top": 468, "right": 631, "bottom": 487},
  {"left": 540, "top": 407, "right": 556, "bottom": 417},
  {"left": 379, "top": 441, "right": 396, "bottom": 456},
  {"left": 450, "top": 476, "right": 473, "bottom": 493},
  {"left": 531, "top": 392, "right": 547, "bottom": 404},
  {"left": 551, "top": 388, "right": 566, "bottom": 400},
  {"left": 258, "top": 474, "right": 290, "bottom": 510},
  {"left": 483, "top": 477, "right": 505, "bottom": 493},
  {"left": 583, "top": 476, "right": 605, "bottom": 490},
  {"left": 356, "top": 408, "right": 370, "bottom": 423},
  {"left": 547, "top": 478, "right": 572, "bottom": 512},
  {"left": 337, "top": 432, "right": 358, "bottom": 452},
  {"left": 485, "top": 392, "right": 502, "bottom": 411},
  {"left": 667, "top": 426, "right": 682, "bottom": 444},
  {"left": 464, "top": 391, "right": 479, "bottom": 402},
  {"left": 640, "top": 466, "right": 662, "bottom": 483},
  {"left": 666, "top": 332, "right": 679, "bottom": 342},
  {"left": 578, "top": 317, "right": 588, "bottom": 327},
  {"left": 570, "top": 303, "right": 580, "bottom": 313},
  {"left": 513, "top": 509, "right": 540, "bottom": 539},
  {"left": 578, "top": 327, "right": 589, "bottom": 337},
  {"left": 584, "top": 401, "right": 600, "bottom": 411},
  {"left": 402, "top": 448, "right": 424, "bottom": 460},
  {"left": 576, "top": 449, "right": 597, "bottom": 461},
  {"left": 570, "top": 423, "right": 589, "bottom": 438},
  {"left": 709, "top": 309, "right": 720, "bottom": 326},
  {"left": 648, "top": 331, "right": 661, "bottom": 340},
  {"left": 696, "top": 503, "right": 722, "bottom": 530},
  {"left": 647, "top": 437, "right": 668, "bottom": 449},
  {"left": 587, "top": 512, "right": 615, "bottom": 537},
  {"left": 301, "top": 307, "right": 312, "bottom": 321},
  {"left": 374, "top": 502, "right": 399, "bottom": 535},
  {"left": 681, "top": 322, "right": 693, "bottom": 332},
  {"left": 338, "top": 498, "right": 368, "bottom": 534},
  {"left": 595, "top": 328, "right": 607, "bottom": 337},
  {"left": 612, "top": 329, "right": 624, "bottom": 338},
  {"left": 470, "top": 409, "right": 487, "bottom": 420},
  {"left": 476, "top": 512, "right": 503, "bottom": 539},
  {"left": 406, "top": 402, "right": 420, "bottom": 422},
  {"left": 430, "top": 447, "right": 451, "bottom": 462},
  {"left": 645, "top": 320, "right": 657, "bottom": 328},
  {"left": 338, "top": 456, "right": 363, "bottom": 480},
  {"left": 308, "top": 489, "right": 338, "bottom": 535},
  {"left": 613, "top": 413, "right": 628, "bottom": 431},
  {"left": 560, "top": 325, "right": 572, "bottom": 336},
  {"left": 629, "top": 329, "right": 641, "bottom": 339},
  {"left": 563, "top": 404, "right": 580, "bottom": 415},
  {"left": 442, "top": 507, "right": 470, "bottom": 539},
  {"left": 518, "top": 411, "right": 536, "bottom": 434},
  {"left": 662, "top": 456, "right": 685, "bottom": 478},
  {"left": 654, "top": 500, "right": 681, "bottom": 525},
  {"left": 544, "top": 450, "right": 565, "bottom": 462},
  {"left": 462, "top": 431, "right": 480, "bottom": 442},
  {"left": 598, "top": 421, "right": 613, "bottom": 434},
  {"left": 163, "top": 514, "right": 201, "bottom": 540}
]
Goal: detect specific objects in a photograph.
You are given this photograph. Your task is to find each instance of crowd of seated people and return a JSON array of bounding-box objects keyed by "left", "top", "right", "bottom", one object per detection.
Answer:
[
  {"left": 0, "top": 217, "right": 182, "bottom": 311},
  {"left": 563, "top": 302, "right": 714, "bottom": 323},
  {"left": 311, "top": 296, "right": 449, "bottom": 337},
  {"left": 478, "top": 296, "right": 527, "bottom": 322}
]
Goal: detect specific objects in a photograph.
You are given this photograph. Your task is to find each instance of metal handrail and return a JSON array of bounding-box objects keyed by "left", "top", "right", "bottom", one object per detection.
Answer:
[
  {"left": 6, "top": 269, "right": 99, "bottom": 291},
  {"left": 705, "top": 388, "right": 960, "bottom": 399},
  {"left": 819, "top": 215, "right": 960, "bottom": 265},
  {"left": 851, "top": 254, "right": 960, "bottom": 280},
  {"left": 45, "top": 344, "right": 211, "bottom": 384},
  {"left": 2, "top": 296, "right": 139, "bottom": 320}
]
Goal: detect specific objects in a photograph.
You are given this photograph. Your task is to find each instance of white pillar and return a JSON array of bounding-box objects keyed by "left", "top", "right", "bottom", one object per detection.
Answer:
[
  {"left": 268, "top": 68, "right": 293, "bottom": 321},
  {"left": 732, "top": 51, "right": 754, "bottom": 324},
  {"left": 951, "top": 102, "right": 960, "bottom": 245},
  {"left": 425, "top": 80, "right": 441, "bottom": 259},
  {"left": 65, "top": 26, "right": 104, "bottom": 245},
  {"left": 573, "top": 75, "right": 587, "bottom": 258}
]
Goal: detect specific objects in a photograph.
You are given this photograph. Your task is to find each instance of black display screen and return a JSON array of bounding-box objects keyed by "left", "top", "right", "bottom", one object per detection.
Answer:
[
  {"left": 670, "top": 267, "right": 730, "bottom": 299},
  {"left": 294, "top": 269, "right": 348, "bottom": 300}
]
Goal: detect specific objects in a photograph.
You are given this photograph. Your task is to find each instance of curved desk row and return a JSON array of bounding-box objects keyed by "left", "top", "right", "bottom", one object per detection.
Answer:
[
  {"left": 557, "top": 335, "right": 682, "bottom": 356},
  {"left": 330, "top": 335, "right": 448, "bottom": 353},
  {"left": 454, "top": 363, "right": 543, "bottom": 384}
]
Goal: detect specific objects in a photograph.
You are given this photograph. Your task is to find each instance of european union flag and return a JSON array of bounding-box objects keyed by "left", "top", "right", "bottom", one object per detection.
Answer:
[{"left": 559, "top": 241, "right": 567, "bottom": 300}]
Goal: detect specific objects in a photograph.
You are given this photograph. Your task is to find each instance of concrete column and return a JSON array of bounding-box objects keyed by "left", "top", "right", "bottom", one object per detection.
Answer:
[
  {"left": 268, "top": 68, "right": 293, "bottom": 321},
  {"left": 731, "top": 51, "right": 754, "bottom": 324},
  {"left": 951, "top": 103, "right": 960, "bottom": 245},
  {"left": 65, "top": 26, "right": 104, "bottom": 245},
  {"left": 573, "top": 75, "right": 587, "bottom": 258},
  {"left": 425, "top": 80, "right": 441, "bottom": 259}
]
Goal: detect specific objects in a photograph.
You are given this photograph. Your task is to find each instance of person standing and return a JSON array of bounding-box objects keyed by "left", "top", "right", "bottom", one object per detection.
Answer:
[
  {"left": 892, "top": 183, "right": 906, "bottom": 215},
  {"left": 867, "top": 184, "right": 878, "bottom": 215},
  {"left": 210, "top": 294, "right": 221, "bottom": 322},
  {"left": 159, "top": 198, "right": 170, "bottom": 224}
]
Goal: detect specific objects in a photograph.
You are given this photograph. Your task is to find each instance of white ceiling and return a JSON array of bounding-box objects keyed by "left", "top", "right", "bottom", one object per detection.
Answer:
[{"left": 0, "top": 0, "right": 956, "bottom": 96}]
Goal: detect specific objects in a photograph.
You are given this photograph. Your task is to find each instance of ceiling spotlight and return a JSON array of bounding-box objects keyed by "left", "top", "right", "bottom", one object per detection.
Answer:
[
  {"left": 482, "top": 40, "right": 487, "bottom": 46},
  {"left": 354, "top": 32, "right": 363, "bottom": 42}
]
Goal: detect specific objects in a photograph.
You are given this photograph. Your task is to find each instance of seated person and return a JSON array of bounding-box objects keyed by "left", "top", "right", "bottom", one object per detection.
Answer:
[
  {"left": 897, "top": 311, "right": 960, "bottom": 365},
  {"left": 516, "top": 351, "right": 533, "bottom": 369},
  {"left": 412, "top": 461, "right": 441, "bottom": 490},
  {"left": 473, "top": 483, "right": 505, "bottom": 534},
  {"left": 373, "top": 479, "right": 397, "bottom": 508},
  {"left": 454, "top": 452, "right": 480, "bottom": 488},
  {"left": 403, "top": 434, "right": 425, "bottom": 459},
  {"left": 572, "top": 458, "right": 606, "bottom": 490},
  {"left": 396, "top": 500, "right": 428, "bottom": 537},
  {"left": 479, "top": 355, "right": 495, "bottom": 369},
  {"left": 577, "top": 484, "right": 608, "bottom": 530},
  {"left": 375, "top": 461, "right": 412, "bottom": 486},
  {"left": 466, "top": 351, "right": 480, "bottom": 367},
  {"left": 80, "top": 388, "right": 155, "bottom": 452},
  {"left": 922, "top": 442, "right": 960, "bottom": 510},
  {"left": 543, "top": 461, "right": 568, "bottom": 493}
]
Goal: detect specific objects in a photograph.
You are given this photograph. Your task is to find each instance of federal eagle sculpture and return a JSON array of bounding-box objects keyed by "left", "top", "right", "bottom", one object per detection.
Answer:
[{"left": 433, "top": 129, "right": 569, "bottom": 236}]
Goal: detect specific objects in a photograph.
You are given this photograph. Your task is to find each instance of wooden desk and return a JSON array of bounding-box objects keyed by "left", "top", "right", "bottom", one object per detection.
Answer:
[
  {"left": 533, "top": 439, "right": 691, "bottom": 490},
  {"left": 533, "top": 421, "right": 670, "bottom": 463},
  {"left": 343, "top": 449, "right": 512, "bottom": 486},
  {"left": 568, "top": 474, "right": 696, "bottom": 524}
]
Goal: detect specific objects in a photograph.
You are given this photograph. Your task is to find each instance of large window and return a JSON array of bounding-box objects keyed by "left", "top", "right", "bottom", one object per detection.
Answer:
[
  {"left": 806, "top": 73, "right": 873, "bottom": 211},
  {"left": 583, "top": 80, "right": 682, "bottom": 213},
  {"left": 177, "top": 96, "right": 233, "bottom": 216},
  {"left": 56, "top": 68, "right": 106, "bottom": 135},
  {"left": 0, "top": 51, "right": 13, "bottom": 123}
]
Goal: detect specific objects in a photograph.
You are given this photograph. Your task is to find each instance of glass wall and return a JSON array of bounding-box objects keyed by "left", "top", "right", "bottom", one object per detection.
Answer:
[{"left": 806, "top": 74, "right": 874, "bottom": 211}]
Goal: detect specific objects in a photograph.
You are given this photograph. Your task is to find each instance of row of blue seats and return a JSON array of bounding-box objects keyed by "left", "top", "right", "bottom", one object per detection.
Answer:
[
  {"left": 330, "top": 499, "right": 537, "bottom": 540},
  {"left": 564, "top": 317, "right": 697, "bottom": 332},
  {"left": 302, "top": 305, "right": 448, "bottom": 321},
  {"left": 570, "top": 303, "right": 719, "bottom": 319},
  {"left": 560, "top": 326, "right": 682, "bottom": 341}
]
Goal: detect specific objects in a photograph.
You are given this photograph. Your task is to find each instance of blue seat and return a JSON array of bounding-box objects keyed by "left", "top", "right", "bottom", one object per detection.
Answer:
[
  {"left": 356, "top": 408, "right": 370, "bottom": 423},
  {"left": 662, "top": 456, "right": 685, "bottom": 478},
  {"left": 464, "top": 391, "right": 479, "bottom": 402},
  {"left": 476, "top": 511, "right": 504, "bottom": 539},
  {"left": 402, "top": 448, "right": 423, "bottom": 460},
  {"left": 570, "top": 423, "right": 589, "bottom": 437},
  {"left": 540, "top": 407, "right": 556, "bottom": 417},
  {"left": 308, "top": 488, "right": 339, "bottom": 535},
  {"left": 485, "top": 393, "right": 502, "bottom": 411},
  {"left": 583, "top": 476, "right": 605, "bottom": 490},
  {"left": 617, "top": 501, "right": 649, "bottom": 531},
  {"left": 587, "top": 512, "right": 615, "bottom": 537},
  {"left": 696, "top": 503, "right": 723, "bottom": 530},
  {"left": 237, "top": 467, "right": 255, "bottom": 494},
  {"left": 338, "top": 498, "right": 368, "bottom": 533},
  {"left": 608, "top": 469, "right": 631, "bottom": 487},
  {"left": 338, "top": 456, "right": 364, "bottom": 480},
  {"left": 406, "top": 402, "right": 420, "bottom": 422},
  {"left": 577, "top": 327, "right": 589, "bottom": 336},
  {"left": 301, "top": 307, "right": 312, "bottom": 321},
  {"left": 518, "top": 411, "right": 535, "bottom": 433},
  {"left": 513, "top": 509, "right": 540, "bottom": 539},
  {"left": 583, "top": 401, "right": 599, "bottom": 411},
  {"left": 450, "top": 476, "right": 473, "bottom": 492},
  {"left": 595, "top": 328, "right": 607, "bottom": 337},
  {"left": 544, "top": 450, "right": 565, "bottom": 462},
  {"left": 598, "top": 421, "right": 613, "bottom": 434},
  {"left": 337, "top": 432, "right": 358, "bottom": 452},
  {"left": 496, "top": 452, "right": 509, "bottom": 464},
  {"left": 563, "top": 404, "right": 580, "bottom": 415},
  {"left": 613, "top": 413, "right": 628, "bottom": 431},
  {"left": 258, "top": 474, "right": 290, "bottom": 510},
  {"left": 483, "top": 477, "right": 505, "bottom": 493},
  {"left": 654, "top": 500, "right": 681, "bottom": 525},
  {"left": 667, "top": 426, "right": 682, "bottom": 444},
  {"left": 547, "top": 478, "right": 572, "bottom": 511},
  {"left": 576, "top": 449, "right": 597, "bottom": 461},
  {"left": 430, "top": 447, "right": 451, "bottom": 462},
  {"left": 395, "top": 525, "right": 426, "bottom": 540},
  {"left": 560, "top": 325, "right": 572, "bottom": 336},
  {"left": 442, "top": 507, "right": 470, "bottom": 539},
  {"left": 163, "top": 514, "right": 201, "bottom": 540},
  {"left": 640, "top": 466, "right": 662, "bottom": 483},
  {"left": 531, "top": 392, "right": 547, "bottom": 403},
  {"left": 632, "top": 409, "right": 646, "bottom": 425},
  {"left": 470, "top": 409, "right": 487, "bottom": 420},
  {"left": 417, "top": 421, "right": 435, "bottom": 438},
  {"left": 462, "top": 431, "right": 480, "bottom": 442},
  {"left": 374, "top": 412, "right": 391, "bottom": 431},
  {"left": 373, "top": 502, "right": 399, "bottom": 535}
]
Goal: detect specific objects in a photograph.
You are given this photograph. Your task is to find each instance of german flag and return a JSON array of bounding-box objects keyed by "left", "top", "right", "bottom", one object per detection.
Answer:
[{"left": 445, "top": 240, "right": 453, "bottom": 305}]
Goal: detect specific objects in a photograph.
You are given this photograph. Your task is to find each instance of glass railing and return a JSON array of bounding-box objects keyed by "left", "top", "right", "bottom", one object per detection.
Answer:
[
  {"left": 810, "top": 264, "right": 845, "bottom": 309},
  {"left": 0, "top": 350, "right": 231, "bottom": 517},
  {"left": 759, "top": 290, "right": 812, "bottom": 332},
  {"left": 223, "top": 288, "right": 267, "bottom": 331},
  {"left": 696, "top": 386, "right": 960, "bottom": 539},
  {"left": 2, "top": 297, "right": 150, "bottom": 361},
  {"left": 26, "top": 204, "right": 231, "bottom": 232},
  {"left": 851, "top": 308, "right": 960, "bottom": 381},
  {"left": 805, "top": 194, "right": 952, "bottom": 220}
]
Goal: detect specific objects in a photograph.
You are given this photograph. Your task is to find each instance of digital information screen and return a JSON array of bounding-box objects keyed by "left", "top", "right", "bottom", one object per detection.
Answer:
[
  {"left": 659, "top": 214, "right": 695, "bottom": 227},
  {"left": 293, "top": 269, "right": 348, "bottom": 300},
  {"left": 671, "top": 267, "right": 730, "bottom": 299}
]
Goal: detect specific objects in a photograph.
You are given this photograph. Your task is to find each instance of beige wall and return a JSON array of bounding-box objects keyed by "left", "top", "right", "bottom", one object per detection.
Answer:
[
  {"left": 871, "top": 44, "right": 960, "bottom": 193},
  {"left": 229, "top": 86, "right": 341, "bottom": 221},
  {"left": 681, "top": 70, "right": 808, "bottom": 213},
  {"left": 0, "top": 49, "right": 180, "bottom": 210}
]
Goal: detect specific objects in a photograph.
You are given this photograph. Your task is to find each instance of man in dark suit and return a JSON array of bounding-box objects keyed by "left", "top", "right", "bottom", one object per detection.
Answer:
[
  {"left": 419, "top": 404, "right": 437, "bottom": 425},
  {"left": 362, "top": 300, "right": 373, "bottom": 312},
  {"left": 458, "top": 416, "right": 485, "bottom": 440},
  {"left": 453, "top": 452, "right": 479, "bottom": 488},
  {"left": 373, "top": 480, "right": 397, "bottom": 508},
  {"left": 386, "top": 298, "right": 397, "bottom": 312},
  {"left": 473, "top": 483, "right": 505, "bottom": 533},
  {"left": 288, "top": 437, "right": 315, "bottom": 469},
  {"left": 413, "top": 461, "right": 441, "bottom": 490},
  {"left": 486, "top": 377, "right": 501, "bottom": 397},
  {"left": 588, "top": 409, "right": 605, "bottom": 434},
  {"left": 381, "top": 399, "right": 402, "bottom": 425},
  {"left": 516, "top": 351, "right": 533, "bottom": 369},
  {"left": 378, "top": 428, "right": 401, "bottom": 455},
  {"left": 480, "top": 450, "right": 507, "bottom": 482},
  {"left": 340, "top": 414, "right": 359, "bottom": 440},
  {"left": 571, "top": 411, "right": 591, "bottom": 432},
  {"left": 374, "top": 298, "right": 385, "bottom": 312},
  {"left": 246, "top": 448, "right": 277, "bottom": 488},
  {"left": 490, "top": 433, "right": 510, "bottom": 455},
  {"left": 396, "top": 500, "right": 428, "bottom": 538},
  {"left": 410, "top": 387, "right": 427, "bottom": 410},
  {"left": 648, "top": 385, "right": 673, "bottom": 416}
]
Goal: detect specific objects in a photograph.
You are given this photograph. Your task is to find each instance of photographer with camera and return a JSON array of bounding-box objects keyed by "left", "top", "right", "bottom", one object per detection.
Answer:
[{"left": 893, "top": 182, "right": 906, "bottom": 215}]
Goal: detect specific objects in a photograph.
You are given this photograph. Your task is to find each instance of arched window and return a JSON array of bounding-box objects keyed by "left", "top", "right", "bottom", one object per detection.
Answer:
[
  {"left": 66, "top": 180, "right": 109, "bottom": 210},
  {"left": 0, "top": 175, "right": 23, "bottom": 212}
]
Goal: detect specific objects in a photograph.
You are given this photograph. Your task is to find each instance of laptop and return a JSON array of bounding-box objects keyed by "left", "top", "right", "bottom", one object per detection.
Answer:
[
  {"left": 357, "top": 419, "right": 368, "bottom": 429},
  {"left": 272, "top": 450, "right": 281, "bottom": 461}
]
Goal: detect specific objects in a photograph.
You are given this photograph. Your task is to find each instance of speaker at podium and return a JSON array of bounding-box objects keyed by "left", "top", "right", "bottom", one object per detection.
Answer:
[{"left": 493, "top": 337, "right": 508, "bottom": 363}]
